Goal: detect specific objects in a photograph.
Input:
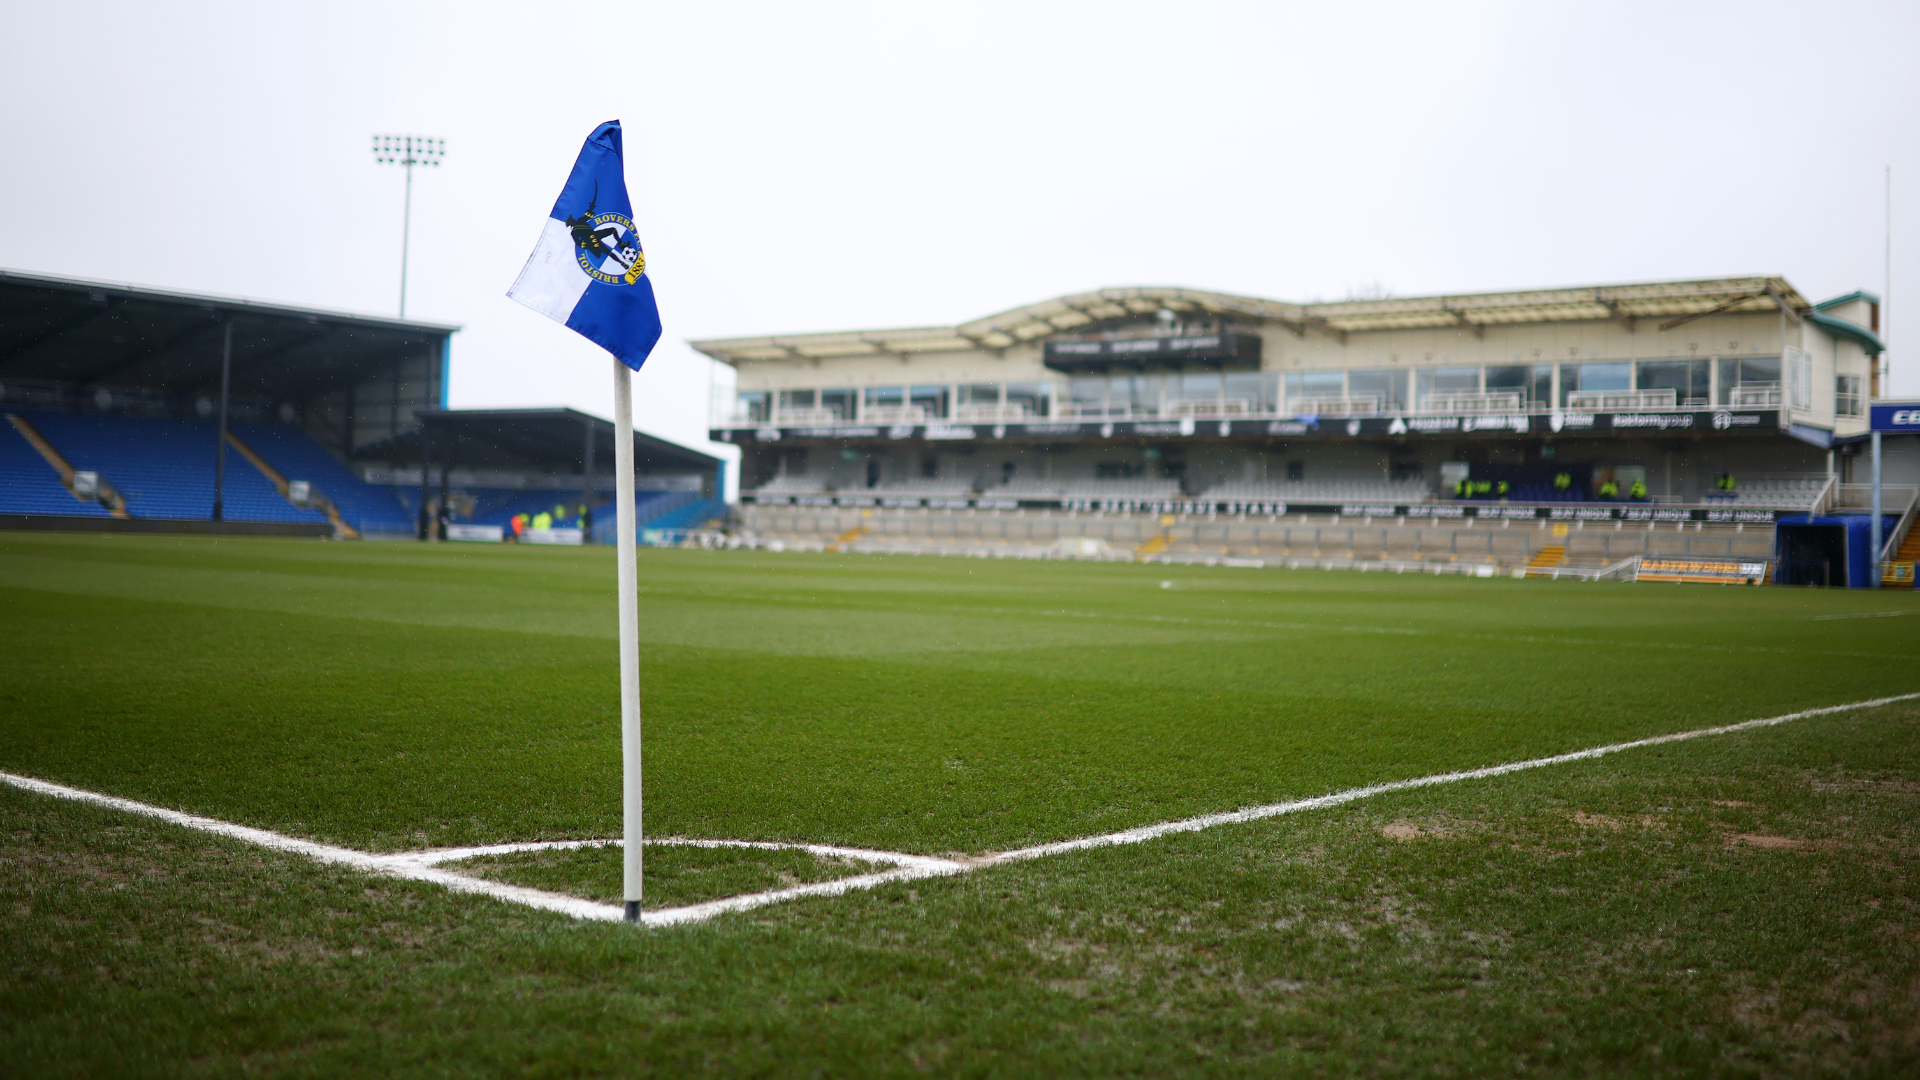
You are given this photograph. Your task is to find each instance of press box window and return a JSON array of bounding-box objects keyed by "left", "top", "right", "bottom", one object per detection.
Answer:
[
  {"left": 1347, "top": 369, "right": 1407, "bottom": 412},
  {"left": 909, "top": 385, "right": 949, "bottom": 420},
  {"left": 1414, "top": 367, "right": 1480, "bottom": 407},
  {"left": 1004, "top": 381, "right": 1052, "bottom": 418},
  {"left": 1633, "top": 359, "right": 1710, "bottom": 405},
  {"left": 819, "top": 389, "right": 855, "bottom": 421},
  {"left": 735, "top": 390, "right": 769, "bottom": 423},
  {"left": 1483, "top": 364, "right": 1552, "bottom": 408},
  {"left": 1283, "top": 370, "right": 1344, "bottom": 407}
]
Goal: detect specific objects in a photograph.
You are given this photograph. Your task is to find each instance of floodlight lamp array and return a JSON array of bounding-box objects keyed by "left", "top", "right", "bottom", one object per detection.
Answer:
[{"left": 370, "top": 134, "right": 446, "bottom": 167}]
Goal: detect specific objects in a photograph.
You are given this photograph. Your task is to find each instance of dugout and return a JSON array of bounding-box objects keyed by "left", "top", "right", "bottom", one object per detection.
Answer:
[{"left": 1773, "top": 514, "right": 1902, "bottom": 587}]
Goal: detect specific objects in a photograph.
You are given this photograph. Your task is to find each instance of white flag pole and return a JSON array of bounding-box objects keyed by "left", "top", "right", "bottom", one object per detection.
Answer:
[{"left": 613, "top": 358, "right": 643, "bottom": 922}]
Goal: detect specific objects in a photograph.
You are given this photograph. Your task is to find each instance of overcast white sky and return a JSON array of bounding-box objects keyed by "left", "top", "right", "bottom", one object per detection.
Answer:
[{"left": 4, "top": 1, "right": 1918, "bottom": 465}]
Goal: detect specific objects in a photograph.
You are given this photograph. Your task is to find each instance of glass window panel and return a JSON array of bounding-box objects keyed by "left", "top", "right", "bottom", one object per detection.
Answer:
[
  {"left": 1179, "top": 371, "right": 1220, "bottom": 402},
  {"left": 1284, "top": 370, "right": 1344, "bottom": 406},
  {"left": 735, "top": 390, "right": 768, "bottom": 423},
  {"left": 1069, "top": 377, "right": 1106, "bottom": 404},
  {"left": 1836, "top": 375, "right": 1864, "bottom": 416},
  {"left": 1223, "top": 372, "right": 1268, "bottom": 411},
  {"left": 819, "top": 388, "right": 854, "bottom": 421},
  {"left": 863, "top": 386, "right": 903, "bottom": 406},
  {"left": 777, "top": 389, "right": 815, "bottom": 410},
  {"left": 1005, "top": 381, "right": 1051, "bottom": 417},
  {"left": 1484, "top": 364, "right": 1552, "bottom": 407},
  {"left": 909, "top": 384, "right": 949, "bottom": 418},
  {"left": 1415, "top": 366, "right": 1480, "bottom": 404},
  {"left": 1577, "top": 362, "right": 1631, "bottom": 390},
  {"left": 1483, "top": 365, "right": 1527, "bottom": 390},
  {"left": 1635, "top": 360, "right": 1691, "bottom": 394},
  {"left": 1347, "top": 369, "right": 1406, "bottom": 412},
  {"left": 957, "top": 383, "right": 1001, "bottom": 405},
  {"left": 1740, "top": 357, "right": 1781, "bottom": 385}
]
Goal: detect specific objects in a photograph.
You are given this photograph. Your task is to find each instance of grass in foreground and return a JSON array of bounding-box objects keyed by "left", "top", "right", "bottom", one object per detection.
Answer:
[{"left": 3, "top": 698, "right": 1916, "bottom": 1075}]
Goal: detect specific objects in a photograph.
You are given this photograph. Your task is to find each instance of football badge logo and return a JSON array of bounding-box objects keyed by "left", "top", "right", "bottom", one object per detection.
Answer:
[{"left": 564, "top": 183, "right": 647, "bottom": 285}]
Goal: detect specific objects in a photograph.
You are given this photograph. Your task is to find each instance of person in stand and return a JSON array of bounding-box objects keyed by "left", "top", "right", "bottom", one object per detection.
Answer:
[
  {"left": 1598, "top": 477, "right": 1619, "bottom": 500},
  {"left": 1716, "top": 471, "right": 1737, "bottom": 493},
  {"left": 1496, "top": 480, "right": 1510, "bottom": 498},
  {"left": 1454, "top": 478, "right": 1469, "bottom": 499},
  {"left": 1553, "top": 471, "right": 1572, "bottom": 495},
  {"left": 1629, "top": 478, "right": 1648, "bottom": 502},
  {"left": 533, "top": 510, "right": 553, "bottom": 531}
]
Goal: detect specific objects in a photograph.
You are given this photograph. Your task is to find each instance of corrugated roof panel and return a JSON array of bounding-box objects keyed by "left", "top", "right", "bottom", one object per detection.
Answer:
[{"left": 691, "top": 276, "right": 1817, "bottom": 364}]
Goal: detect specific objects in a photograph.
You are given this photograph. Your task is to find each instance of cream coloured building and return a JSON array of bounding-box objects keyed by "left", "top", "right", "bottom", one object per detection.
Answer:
[{"left": 696, "top": 277, "right": 1884, "bottom": 507}]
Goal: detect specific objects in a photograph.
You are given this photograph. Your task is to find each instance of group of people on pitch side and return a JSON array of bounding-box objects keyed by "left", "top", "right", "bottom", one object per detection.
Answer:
[{"left": 505, "top": 501, "right": 595, "bottom": 542}]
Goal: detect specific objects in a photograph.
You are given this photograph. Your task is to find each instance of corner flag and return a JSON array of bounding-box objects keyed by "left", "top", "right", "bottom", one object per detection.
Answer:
[
  {"left": 508, "top": 120, "right": 662, "bottom": 370},
  {"left": 508, "top": 119, "right": 656, "bottom": 924}
]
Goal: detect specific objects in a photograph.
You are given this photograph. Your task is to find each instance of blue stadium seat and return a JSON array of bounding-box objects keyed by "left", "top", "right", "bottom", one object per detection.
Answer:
[
  {"left": 232, "top": 424, "right": 414, "bottom": 536},
  {"left": 0, "top": 417, "right": 113, "bottom": 517},
  {"left": 26, "top": 413, "right": 326, "bottom": 524}
]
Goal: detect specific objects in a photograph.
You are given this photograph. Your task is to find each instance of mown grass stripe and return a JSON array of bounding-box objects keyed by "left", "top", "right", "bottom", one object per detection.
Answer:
[{"left": 8, "top": 689, "right": 1915, "bottom": 928}]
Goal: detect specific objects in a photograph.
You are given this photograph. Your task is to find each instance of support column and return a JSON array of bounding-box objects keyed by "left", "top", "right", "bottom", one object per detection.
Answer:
[
  {"left": 437, "top": 435, "right": 450, "bottom": 541},
  {"left": 1871, "top": 431, "right": 1883, "bottom": 589},
  {"left": 212, "top": 320, "right": 232, "bottom": 521},
  {"left": 417, "top": 426, "right": 432, "bottom": 541},
  {"left": 581, "top": 417, "right": 597, "bottom": 543}
]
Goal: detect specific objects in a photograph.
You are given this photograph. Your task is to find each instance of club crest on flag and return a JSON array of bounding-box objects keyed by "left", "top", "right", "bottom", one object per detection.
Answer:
[{"left": 564, "top": 184, "right": 647, "bottom": 285}]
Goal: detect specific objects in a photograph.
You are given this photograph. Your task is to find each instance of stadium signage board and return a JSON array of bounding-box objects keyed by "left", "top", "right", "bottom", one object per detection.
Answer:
[
  {"left": 714, "top": 410, "right": 1779, "bottom": 444},
  {"left": 1869, "top": 401, "right": 1920, "bottom": 432},
  {"left": 1042, "top": 330, "right": 1262, "bottom": 369},
  {"left": 1634, "top": 557, "right": 1770, "bottom": 585},
  {"left": 446, "top": 523, "right": 505, "bottom": 542},
  {"left": 743, "top": 493, "right": 1789, "bottom": 522}
]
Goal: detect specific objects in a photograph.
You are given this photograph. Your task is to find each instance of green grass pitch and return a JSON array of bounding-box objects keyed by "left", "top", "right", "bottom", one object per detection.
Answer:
[{"left": 2, "top": 531, "right": 1918, "bottom": 1075}]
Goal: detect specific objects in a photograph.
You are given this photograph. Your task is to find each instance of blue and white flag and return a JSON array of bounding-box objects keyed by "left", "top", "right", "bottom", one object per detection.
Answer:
[{"left": 508, "top": 120, "right": 662, "bottom": 370}]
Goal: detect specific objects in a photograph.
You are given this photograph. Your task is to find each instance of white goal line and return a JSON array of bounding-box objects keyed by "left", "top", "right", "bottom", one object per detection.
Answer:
[{"left": 4, "top": 690, "right": 1915, "bottom": 929}]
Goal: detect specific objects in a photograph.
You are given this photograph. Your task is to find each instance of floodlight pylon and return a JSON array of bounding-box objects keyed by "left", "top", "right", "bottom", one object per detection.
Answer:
[{"left": 371, "top": 134, "right": 446, "bottom": 318}]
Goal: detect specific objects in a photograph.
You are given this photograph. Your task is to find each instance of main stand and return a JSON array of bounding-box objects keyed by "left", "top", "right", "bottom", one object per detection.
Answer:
[{"left": 613, "top": 360, "right": 644, "bottom": 922}]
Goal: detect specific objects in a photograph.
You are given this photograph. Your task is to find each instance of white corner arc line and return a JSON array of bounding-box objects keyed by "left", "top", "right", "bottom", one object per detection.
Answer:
[{"left": 3, "top": 691, "right": 1915, "bottom": 928}]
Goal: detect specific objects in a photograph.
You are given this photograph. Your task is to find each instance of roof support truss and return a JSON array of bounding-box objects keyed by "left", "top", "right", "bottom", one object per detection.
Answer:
[
  {"left": 1596, "top": 293, "right": 1636, "bottom": 333},
  {"left": 1658, "top": 293, "right": 1765, "bottom": 332},
  {"left": 0, "top": 302, "right": 118, "bottom": 369},
  {"left": 80, "top": 313, "right": 225, "bottom": 387},
  {"left": 1764, "top": 282, "right": 1804, "bottom": 325},
  {"left": 1442, "top": 303, "right": 1485, "bottom": 339}
]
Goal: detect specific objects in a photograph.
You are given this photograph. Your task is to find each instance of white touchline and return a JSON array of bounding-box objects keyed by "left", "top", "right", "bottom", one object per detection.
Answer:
[{"left": 5, "top": 690, "right": 1917, "bottom": 928}]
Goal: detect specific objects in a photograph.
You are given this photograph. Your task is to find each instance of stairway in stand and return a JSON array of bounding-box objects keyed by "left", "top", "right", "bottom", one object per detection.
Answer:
[
  {"left": 1524, "top": 544, "right": 1567, "bottom": 576},
  {"left": 1883, "top": 528, "right": 1920, "bottom": 588}
]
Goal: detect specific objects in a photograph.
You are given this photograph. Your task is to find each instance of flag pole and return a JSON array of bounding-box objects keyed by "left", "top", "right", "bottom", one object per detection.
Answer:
[{"left": 613, "top": 358, "right": 643, "bottom": 922}]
